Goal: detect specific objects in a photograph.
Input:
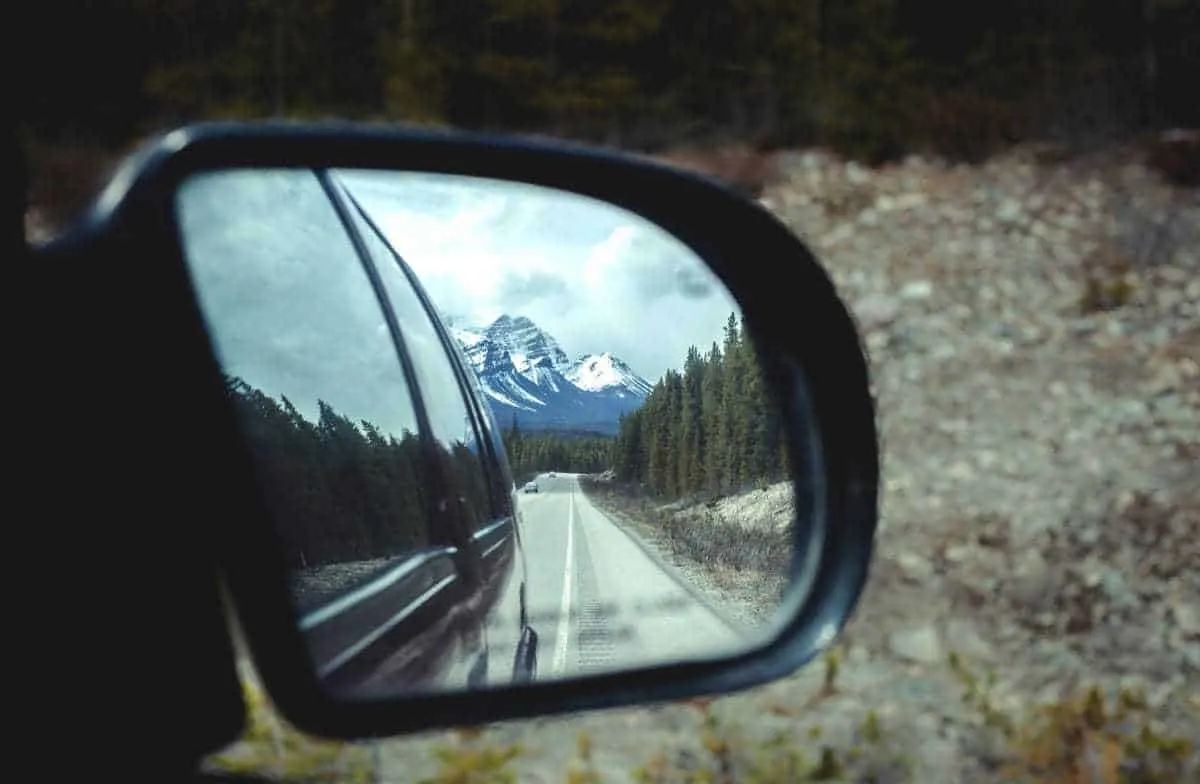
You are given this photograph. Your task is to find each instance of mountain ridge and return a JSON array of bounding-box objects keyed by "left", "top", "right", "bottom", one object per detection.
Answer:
[{"left": 446, "top": 314, "right": 650, "bottom": 436}]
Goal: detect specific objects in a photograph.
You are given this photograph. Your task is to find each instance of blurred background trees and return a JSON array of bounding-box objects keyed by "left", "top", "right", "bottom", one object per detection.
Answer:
[{"left": 18, "top": 0, "right": 1200, "bottom": 225}]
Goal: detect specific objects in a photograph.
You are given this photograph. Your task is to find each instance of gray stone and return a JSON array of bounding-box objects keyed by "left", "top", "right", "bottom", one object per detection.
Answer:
[
  {"left": 855, "top": 294, "right": 901, "bottom": 331},
  {"left": 888, "top": 625, "right": 944, "bottom": 665},
  {"left": 943, "top": 620, "right": 994, "bottom": 663},
  {"left": 901, "top": 280, "right": 934, "bottom": 300},
  {"left": 895, "top": 551, "right": 935, "bottom": 582},
  {"left": 1170, "top": 600, "right": 1200, "bottom": 637}
]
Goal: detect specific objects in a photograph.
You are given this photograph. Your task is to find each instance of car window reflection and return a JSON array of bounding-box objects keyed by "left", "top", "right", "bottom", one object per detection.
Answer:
[
  {"left": 334, "top": 182, "right": 499, "bottom": 534},
  {"left": 174, "top": 168, "right": 434, "bottom": 609}
]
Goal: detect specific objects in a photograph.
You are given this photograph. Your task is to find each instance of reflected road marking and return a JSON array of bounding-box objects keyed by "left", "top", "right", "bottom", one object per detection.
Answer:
[{"left": 551, "top": 484, "right": 576, "bottom": 674}]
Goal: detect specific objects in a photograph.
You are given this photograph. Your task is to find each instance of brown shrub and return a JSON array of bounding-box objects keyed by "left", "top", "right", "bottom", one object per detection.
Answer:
[
  {"left": 649, "top": 144, "right": 782, "bottom": 199},
  {"left": 917, "top": 90, "right": 1028, "bottom": 164},
  {"left": 1143, "top": 129, "right": 1200, "bottom": 187}
]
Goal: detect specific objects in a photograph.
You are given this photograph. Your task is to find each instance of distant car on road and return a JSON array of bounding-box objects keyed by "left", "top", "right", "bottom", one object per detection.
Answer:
[
  {"left": 523, "top": 480, "right": 539, "bottom": 494},
  {"left": 548, "top": 472, "right": 556, "bottom": 478}
]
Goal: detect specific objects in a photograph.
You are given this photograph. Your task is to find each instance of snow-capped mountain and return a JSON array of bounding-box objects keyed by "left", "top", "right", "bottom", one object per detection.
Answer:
[
  {"left": 567, "top": 353, "right": 654, "bottom": 397},
  {"left": 447, "top": 315, "right": 651, "bottom": 435}
]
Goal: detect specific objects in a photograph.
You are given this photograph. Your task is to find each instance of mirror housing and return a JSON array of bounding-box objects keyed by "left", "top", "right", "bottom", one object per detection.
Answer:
[{"left": 42, "top": 121, "right": 878, "bottom": 741}]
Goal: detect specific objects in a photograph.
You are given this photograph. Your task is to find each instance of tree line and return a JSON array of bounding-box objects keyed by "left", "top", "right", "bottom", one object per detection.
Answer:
[
  {"left": 610, "top": 313, "right": 788, "bottom": 500},
  {"left": 24, "top": 0, "right": 1200, "bottom": 164},
  {"left": 222, "top": 308, "right": 797, "bottom": 570},
  {"left": 488, "top": 313, "right": 793, "bottom": 501},
  {"left": 222, "top": 320, "right": 786, "bottom": 572},
  {"left": 224, "top": 375, "right": 496, "bottom": 571},
  {"left": 501, "top": 422, "right": 613, "bottom": 482}
]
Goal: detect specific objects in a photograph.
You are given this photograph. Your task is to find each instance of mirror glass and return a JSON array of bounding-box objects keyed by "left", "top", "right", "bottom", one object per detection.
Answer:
[{"left": 174, "top": 167, "right": 822, "bottom": 700}]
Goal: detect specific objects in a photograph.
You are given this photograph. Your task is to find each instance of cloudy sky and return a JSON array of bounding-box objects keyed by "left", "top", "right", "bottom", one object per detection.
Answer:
[
  {"left": 176, "top": 168, "right": 429, "bottom": 438},
  {"left": 332, "top": 169, "right": 743, "bottom": 384}
]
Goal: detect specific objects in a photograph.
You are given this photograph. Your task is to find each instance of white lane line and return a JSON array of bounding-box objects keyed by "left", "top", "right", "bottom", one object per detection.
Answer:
[{"left": 551, "top": 480, "right": 576, "bottom": 675}]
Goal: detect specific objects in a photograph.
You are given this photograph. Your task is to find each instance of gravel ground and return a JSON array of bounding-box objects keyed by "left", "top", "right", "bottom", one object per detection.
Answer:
[{"left": 252, "top": 144, "right": 1200, "bottom": 782}]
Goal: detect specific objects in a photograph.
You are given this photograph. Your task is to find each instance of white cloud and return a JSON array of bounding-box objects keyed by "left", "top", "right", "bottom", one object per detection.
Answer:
[
  {"left": 333, "top": 170, "right": 742, "bottom": 384},
  {"left": 175, "top": 168, "right": 427, "bottom": 439}
]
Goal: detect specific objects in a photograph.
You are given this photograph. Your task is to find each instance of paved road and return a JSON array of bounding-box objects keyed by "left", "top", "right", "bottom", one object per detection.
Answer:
[{"left": 463, "top": 473, "right": 745, "bottom": 685}]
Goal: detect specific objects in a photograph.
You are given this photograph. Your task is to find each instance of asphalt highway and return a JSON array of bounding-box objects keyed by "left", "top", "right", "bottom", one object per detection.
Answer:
[{"left": 456, "top": 473, "right": 744, "bottom": 686}]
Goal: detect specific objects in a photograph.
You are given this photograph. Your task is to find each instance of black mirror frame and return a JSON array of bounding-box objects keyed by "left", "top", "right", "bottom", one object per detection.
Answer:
[{"left": 78, "top": 121, "right": 879, "bottom": 740}]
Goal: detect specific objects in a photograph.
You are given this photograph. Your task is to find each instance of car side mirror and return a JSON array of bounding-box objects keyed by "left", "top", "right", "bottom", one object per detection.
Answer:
[{"left": 53, "top": 121, "right": 878, "bottom": 741}]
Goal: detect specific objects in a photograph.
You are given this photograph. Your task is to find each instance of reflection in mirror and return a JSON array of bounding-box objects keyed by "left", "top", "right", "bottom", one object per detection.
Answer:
[{"left": 174, "top": 168, "right": 821, "bottom": 702}]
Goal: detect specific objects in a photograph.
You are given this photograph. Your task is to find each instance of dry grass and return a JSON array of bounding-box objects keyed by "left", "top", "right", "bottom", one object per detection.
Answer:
[
  {"left": 580, "top": 479, "right": 792, "bottom": 581},
  {"left": 202, "top": 675, "right": 376, "bottom": 783},
  {"left": 406, "top": 649, "right": 1196, "bottom": 783}
]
